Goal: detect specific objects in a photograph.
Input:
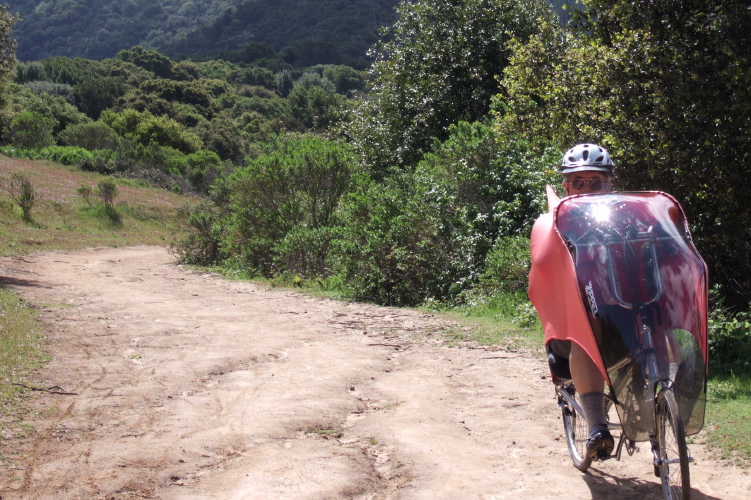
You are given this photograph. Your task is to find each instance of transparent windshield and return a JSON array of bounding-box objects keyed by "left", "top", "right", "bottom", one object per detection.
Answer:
[{"left": 556, "top": 192, "right": 708, "bottom": 440}]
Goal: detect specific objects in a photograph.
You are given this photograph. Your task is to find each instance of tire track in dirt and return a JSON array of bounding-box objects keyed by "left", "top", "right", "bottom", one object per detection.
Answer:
[{"left": 0, "top": 246, "right": 749, "bottom": 499}]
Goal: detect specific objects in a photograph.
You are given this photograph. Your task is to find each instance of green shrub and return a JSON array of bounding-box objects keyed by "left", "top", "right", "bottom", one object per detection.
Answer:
[
  {"left": 479, "top": 235, "right": 532, "bottom": 293},
  {"left": 73, "top": 77, "right": 130, "bottom": 119},
  {"left": 8, "top": 111, "right": 55, "bottom": 148},
  {"left": 3, "top": 173, "right": 37, "bottom": 222},
  {"left": 50, "top": 146, "right": 95, "bottom": 165},
  {"left": 332, "top": 125, "right": 558, "bottom": 307},
  {"left": 709, "top": 291, "right": 751, "bottom": 376},
  {"left": 334, "top": 168, "right": 484, "bottom": 306},
  {"left": 77, "top": 184, "right": 94, "bottom": 205},
  {"left": 272, "top": 226, "right": 340, "bottom": 278},
  {"left": 58, "top": 121, "right": 121, "bottom": 150},
  {"left": 3, "top": 145, "right": 96, "bottom": 165},
  {"left": 193, "top": 118, "right": 250, "bottom": 163},
  {"left": 231, "top": 66, "right": 277, "bottom": 89},
  {"left": 224, "top": 134, "right": 354, "bottom": 276},
  {"left": 101, "top": 109, "right": 202, "bottom": 154},
  {"left": 22, "top": 81, "right": 74, "bottom": 102},
  {"left": 172, "top": 201, "right": 227, "bottom": 266},
  {"left": 97, "top": 178, "right": 118, "bottom": 208}
]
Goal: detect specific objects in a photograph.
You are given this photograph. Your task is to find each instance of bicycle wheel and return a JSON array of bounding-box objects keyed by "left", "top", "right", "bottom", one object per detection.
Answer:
[
  {"left": 560, "top": 384, "right": 592, "bottom": 471},
  {"left": 656, "top": 388, "right": 691, "bottom": 500}
]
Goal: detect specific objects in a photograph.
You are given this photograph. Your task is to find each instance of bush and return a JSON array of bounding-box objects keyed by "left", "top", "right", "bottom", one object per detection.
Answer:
[
  {"left": 332, "top": 125, "right": 559, "bottom": 307},
  {"left": 231, "top": 66, "right": 276, "bottom": 89},
  {"left": 322, "top": 65, "right": 366, "bottom": 94},
  {"left": 709, "top": 291, "right": 751, "bottom": 376},
  {"left": 77, "top": 184, "right": 94, "bottom": 205},
  {"left": 48, "top": 146, "right": 95, "bottom": 165},
  {"left": 172, "top": 201, "right": 227, "bottom": 266},
  {"left": 73, "top": 77, "right": 130, "bottom": 119},
  {"left": 22, "top": 81, "right": 74, "bottom": 102},
  {"left": 286, "top": 85, "right": 347, "bottom": 130},
  {"left": 223, "top": 134, "right": 354, "bottom": 276},
  {"left": 101, "top": 109, "right": 202, "bottom": 154},
  {"left": 59, "top": 121, "right": 121, "bottom": 150},
  {"left": 15, "top": 61, "right": 45, "bottom": 84},
  {"left": 193, "top": 118, "right": 250, "bottom": 163},
  {"left": 272, "top": 226, "right": 340, "bottom": 278},
  {"left": 334, "top": 169, "right": 483, "bottom": 306},
  {"left": 480, "top": 235, "right": 532, "bottom": 294},
  {"left": 0, "top": 145, "right": 96, "bottom": 165},
  {"left": 3, "top": 173, "right": 37, "bottom": 222},
  {"left": 97, "top": 178, "right": 118, "bottom": 208},
  {"left": 8, "top": 111, "right": 55, "bottom": 148}
]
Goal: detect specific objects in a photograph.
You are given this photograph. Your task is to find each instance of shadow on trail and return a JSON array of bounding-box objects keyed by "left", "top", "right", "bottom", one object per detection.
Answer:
[
  {"left": 582, "top": 467, "right": 721, "bottom": 500},
  {"left": 0, "top": 276, "right": 52, "bottom": 289}
]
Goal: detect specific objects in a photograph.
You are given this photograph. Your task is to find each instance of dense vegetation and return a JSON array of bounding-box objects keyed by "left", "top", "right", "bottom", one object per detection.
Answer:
[
  {"left": 1, "top": 0, "right": 749, "bottom": 384},
  {"left": 7, "top": 0, "right": 402, "bottom": 68}
]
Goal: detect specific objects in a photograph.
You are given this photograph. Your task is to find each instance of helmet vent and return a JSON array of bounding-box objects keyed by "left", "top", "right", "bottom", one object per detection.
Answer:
[
  {"left": 595, "top": 155, "right": 604, "bottom": 163},
  {"left": 582, "top": 150, "right": 589, "bottom": 160}
]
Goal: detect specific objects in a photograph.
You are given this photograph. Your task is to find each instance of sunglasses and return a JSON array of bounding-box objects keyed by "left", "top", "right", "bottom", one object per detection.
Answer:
[{"left": 570, "top": 178, "right": 606, "bottom": 191}]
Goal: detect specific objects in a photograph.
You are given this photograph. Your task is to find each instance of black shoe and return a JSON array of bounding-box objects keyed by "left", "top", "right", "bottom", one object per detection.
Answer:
[{"left": 586, "top": 425, "right": 614, "bottom": 460}]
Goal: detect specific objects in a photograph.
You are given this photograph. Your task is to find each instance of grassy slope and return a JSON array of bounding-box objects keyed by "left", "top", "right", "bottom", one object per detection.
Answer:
[{"left": 0, "top": 155, "right": 192, "bottom": 255}]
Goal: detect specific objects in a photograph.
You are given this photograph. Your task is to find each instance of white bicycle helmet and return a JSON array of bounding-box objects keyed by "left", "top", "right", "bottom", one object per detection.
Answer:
[{"left": 560, "top": 144, "right": 615, "bottom": 174}]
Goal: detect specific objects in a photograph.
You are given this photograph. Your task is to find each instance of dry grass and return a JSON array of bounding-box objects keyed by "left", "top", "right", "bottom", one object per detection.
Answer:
[{"left": 0, "top": 155, "right": 195, "bottom": 255}]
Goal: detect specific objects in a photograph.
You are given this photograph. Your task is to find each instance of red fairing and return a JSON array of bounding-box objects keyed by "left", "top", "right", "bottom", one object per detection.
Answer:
[
  {"left": 528, "top": 187, "right": 610, "bottom": 383},
  {"left": 530, "top": 188, "right": 708, "bottom": 438}
]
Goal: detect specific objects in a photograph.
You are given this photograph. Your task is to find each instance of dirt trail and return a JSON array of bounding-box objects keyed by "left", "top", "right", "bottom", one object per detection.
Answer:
[{"left": 0, "top": 246, "right": 748, "bottom": 499}]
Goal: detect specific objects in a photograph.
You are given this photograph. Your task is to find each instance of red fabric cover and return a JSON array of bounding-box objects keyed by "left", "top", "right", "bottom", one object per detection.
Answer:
[{"left": 528, "top": 186, "right": 610, "bottom": 382}]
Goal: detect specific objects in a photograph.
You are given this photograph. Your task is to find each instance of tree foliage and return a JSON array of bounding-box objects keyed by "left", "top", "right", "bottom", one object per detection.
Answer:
[
  {"left": 336, "top": 123, "right": 558, "bottom": 306},
  {"left": 224, "top": 134, "right": 354, "bottom": 277},
  {"left": 8, "top": 0, "right": 401, "bottom": 68},
  {"left": 0, "top": 4, "right": 19, "bottom": 109},
  {"left": 347, "top": 0, "right": 559, "bottom": 177},
  {"left": 500, "top": 0, "right": 751, "bottom": 306}
]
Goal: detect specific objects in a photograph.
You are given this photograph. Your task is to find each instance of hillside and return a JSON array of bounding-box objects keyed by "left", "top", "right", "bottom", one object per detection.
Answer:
[
  {"left": 0, "top": 154, "right": 192, "bottom": 256},
  {"left": 6, "top": 1, "right": 578, "bottom": 67},
  {"left": 7, "top": 0, "right": 402, "bottom": 68}
]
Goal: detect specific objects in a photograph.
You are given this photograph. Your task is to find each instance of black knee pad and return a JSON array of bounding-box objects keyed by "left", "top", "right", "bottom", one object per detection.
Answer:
[{"left": 547, "top": 340, "right": 572, "bottom": 381}]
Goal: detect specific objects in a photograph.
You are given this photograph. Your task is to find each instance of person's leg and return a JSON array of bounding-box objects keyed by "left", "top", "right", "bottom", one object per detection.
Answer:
[
  {"left": 570, "top": 342, "right": 614, "bottom": 459},
  {"left": 569, "top": 342, "right": 604, "bottom": 393}
]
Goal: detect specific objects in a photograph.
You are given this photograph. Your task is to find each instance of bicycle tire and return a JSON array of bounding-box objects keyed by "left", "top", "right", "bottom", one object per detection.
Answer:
[
  {"left": 656, "top": 388, "right": 691, "bottom": 500},
  {"left": 561, "top": 385, "right": 592, "bottom": 471}
]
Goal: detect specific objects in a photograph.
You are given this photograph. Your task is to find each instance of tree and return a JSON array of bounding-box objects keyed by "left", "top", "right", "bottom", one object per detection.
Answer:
[
  {"left": 8, "top": 111, "right": 55, "bottom": 148},
  {"left": 500, "top": 0, "right": 751, "bottom": 307},
  {"left": 73, "top": 77, "right": 130, "bottom": 119},
  {"left": 116, "top": 46, "right": 174, "bottom": 79},
  {"left": 0, "top": 5, "right": 19, "bottom": 110},
  {"left": 347, "top": 0, "right": 558, "bottom": 177}
]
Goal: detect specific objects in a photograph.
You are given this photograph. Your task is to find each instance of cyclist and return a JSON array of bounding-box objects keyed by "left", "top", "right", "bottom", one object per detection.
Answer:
[{"left": 547, "top": 143, "right": 616, "bottom": 460}]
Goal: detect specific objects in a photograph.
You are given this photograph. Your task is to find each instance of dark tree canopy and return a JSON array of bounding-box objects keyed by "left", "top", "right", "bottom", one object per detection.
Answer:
[
  {"left": 348, "top": 0, "right": 558, "bottom": 177},
  {"left": 501, "top": 0, "right": 751, "bottom": 306}
]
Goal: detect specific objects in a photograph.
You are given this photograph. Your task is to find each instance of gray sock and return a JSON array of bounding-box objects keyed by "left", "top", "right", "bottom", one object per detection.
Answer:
[{"left": 580, "top": 391, "right": 608, "bottom": 432}]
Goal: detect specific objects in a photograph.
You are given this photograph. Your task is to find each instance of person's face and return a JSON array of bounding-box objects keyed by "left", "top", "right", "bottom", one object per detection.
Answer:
[{"left": 563, "top": 171, "right": 612, "bottom": 195}]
